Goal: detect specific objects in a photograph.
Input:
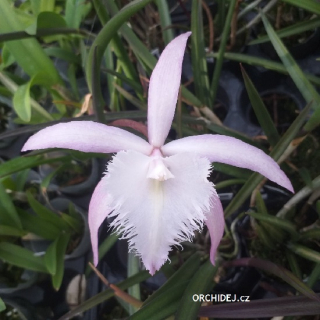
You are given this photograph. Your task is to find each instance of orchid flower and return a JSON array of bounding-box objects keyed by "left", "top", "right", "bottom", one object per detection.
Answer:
[{"left": 22, "top": 32, "right": 293, "bottom": 275}]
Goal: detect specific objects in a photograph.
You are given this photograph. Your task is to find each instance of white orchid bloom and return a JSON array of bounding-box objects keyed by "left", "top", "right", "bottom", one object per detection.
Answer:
[{"left": 22, "top": 32, "right": 293, "bottom": 275}]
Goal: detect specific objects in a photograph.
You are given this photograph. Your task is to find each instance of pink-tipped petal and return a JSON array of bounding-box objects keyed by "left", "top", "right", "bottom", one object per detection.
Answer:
[
  {"left": 88, "top": 176, "right": 113, "bottom": 266},
  {"left": 104, "top": 150, "right": 214, "bottom": 274},
  {"left": 162, "top": 134, "right": 294, "bottom": 192},
  {"left": 148, "top": 32, "right": 191, "bottom": 148},
  {"left": 204, "top": 191, "right": 225, "bottom": 264},
  {"left": 22, "top": 121, "right": 152, "bottom": 155}
]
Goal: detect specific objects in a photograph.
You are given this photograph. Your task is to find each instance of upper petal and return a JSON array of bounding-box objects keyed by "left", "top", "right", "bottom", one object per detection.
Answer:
[
  {"left": 204, "top": 191, "right": 225, "bottom": 264},
  {"left": 162, "top": 134, "right": 294, "bottom": 192},
  {"left": 148, "top": 32, "right": 191, "bottom": 148},
  {"left": 105, "top": 150, "right": 214, "bottom": 275},
  {"left": 88, "top": 176, "right": 113, "bottom": 266},
  {"left": 22, "top": 121, "right": 152, "bottom": 155}
]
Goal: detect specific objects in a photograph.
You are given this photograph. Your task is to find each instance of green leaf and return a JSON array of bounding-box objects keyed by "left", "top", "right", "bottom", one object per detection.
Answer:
[
  {"left": 0, "top": 181, "right": 22, "bottom": 229},
  {"left": 261, "top": 12, "right": 320, "bottom": 131},
  {"left": 25, "top": 12, "right": 67, "bottom": 35},
  {"left": 102, "top": 68, "right": 143, "bottom": 94},
  {"left": 175, "top": 260, "right": 219, "bottom": 320},
  {"left": 51, "top": 233, "right": 70, "bottom": 290},
  {"left": 130, "top": 254, "right": 201, "bottom": 319},
  {"left": 15, "top": 169, "right": 30, "bottom": 191},
  {"left": 44, "top": 47, "right": 81, "bottom": 64},
  {"left": 241, "top": 64, "right": 280, "bottom": 146},
  {"left": 0, "top": 154, "right": 71, "bottom": 178},
  {"left": 191, "top": 0, "right": 212, "bottom": 108},
  {"left": 0, "top": 225, "right": 26, "bottom": 237},
  {"left": 224, "top": 257, "right": 320, "bottom": 302},
  {"left": 198, "top": 293, "right": 320, "bottom": 318},
  {"left": 45, "top": 233, "right": 70, "bottom": 290},
  {"left": 156, "top": 0, "right": 174, "bottom": 44},
  {"left": 0, "top": 44, "right": 15, "bottom": 69},
  {"left": 12, "top": 81, "right": 32, "bottom": 122},
  {"left": 224, "top": 102, "right": 311, "bottom": 218},
  {"left": 26, "top": 191, "right": 70, "bottom": 231},
  {"left": 215, "top": 178, "right": 246, "bottom": 190},
  {"left": 282, "top": 0, "right": 320, "bottom": 15},
  {"left": 209, "top": 52, "right": 320, "bottom": 87},
  {"left": 106, "top": 0, "right": 203, "bottom": 108},
  {"left": 0, "top": 298, "right": 6, "bottom": 312},
  {"left": 131, "top": 285, "right": 186, "bottom": 320},
  {"left": 211, "top": 0, "right": 237, "bottom": 105},
  {"left": 19, "top": 208, "right": 61, "bottom": 240},
  {"left": 286, "top": 249, "right": 302, "bottom": 279},
  {"left": 85, "top": 233, "right": 119, "bottom": 275},
  {"left": 127, "top": 253, "right": 141, "bottom": 315},
  {"left": 255, "top": 191, "right": 268, "bottom": 215},
  {"left": 30, "top": 0, "right": 55, "bottom": 15},
  {"left": 0, "top": 28, "right": 92, "bottom": 43},
  {"left": 13, "top": 72, "right": 51, "bottom": 121},
  {"left": 59, "top": 270, "right": 151, "bottom": 320},
  {"left": 58, "top": 253, "right": 194, "bottom": 320},
  {"left": 288, "top": 243, "right": 320, "bottom": 264},
  {"left": 252, "top": 218, "right": 275, "bottom": 249},
  {"left": 213, "top": 163, "right": 252, "bottom": 180},
  {"left": 0, "top": 242, "right": 48, "bottom": 273},
  {"left": 298, "top": 167, "right": 313, "bottom": 188},
  {"left": 0, "top": 0, "right": 62, "bottom": 87},
  {"left": 207, "top": 122, "right": 264, "bottom": 149},
  {"left": 307, "top": 263, "right": 320, "bottom": 288},
  {"left": 250, "top": 18, "right": 320, "bottom": 45},
  {"left": 114, "top": 84, "right": 147, "bottom": 110},
  {"left": 65, "top": 0, "right": 91, "bottom": 29},
  {"left": 299, "top": 228, "right": 320, "bottom": 241},
  {"left": 316, "top": 200, "right": 320, "bottom": 218},
  {"left": 93, "top": 0, "right": 140, "bottom": 95},
  {"left": 86, "top": 0, "right": 158, "bottom": 112},
  {"left": 44, "top": 238, "right": 58, "bottom": 275},
  {"left": 61, "top": 209, "right": 82, "bottom": 233},
  {"left": 0, "top": 71, "right": 54, "bottom": 121},
  {"left": 247, "top": 211, "right": 298, "bottom": 237}
]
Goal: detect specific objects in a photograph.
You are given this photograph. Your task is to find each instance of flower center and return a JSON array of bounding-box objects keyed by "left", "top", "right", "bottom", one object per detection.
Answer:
[{"left": 147, "top": 149, "right": 174, "bottom": 181}]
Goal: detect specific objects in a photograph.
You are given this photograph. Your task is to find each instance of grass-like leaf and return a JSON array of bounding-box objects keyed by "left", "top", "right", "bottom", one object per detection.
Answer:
[
  {"left": 85, "top": 0, "right": 153, "bottom": 111},
  {"left": 247, "top": 211, "right": 298, "bottom": 237},
  {"left": 250, "top": 18, "right": 320, "bottom": 45},
  {"left": 261, "top": 12, "right": 320, "bottom": 131},
  {"left": 0, "top": 242, "right": 48, "bottom": 273},
  {"left": 288, "top": 243, "right": 320, "bottom": 264},
  {"left": 191, "top": 0, "right": 212, "bottom": 108},
  {"left": 156, "top": 0, "right": 174, "bottom": 44},
  {"left": 58, "top": 252, "right": 194, "bottom": 320},
  {"left": 0, "top": 0, "right": 62, "bottom": 86},
  {"left": 0, "top": 155, "right": 71, "bottom": 178},
  {"left": 0, "top": 181, "right": 22, "bottom": 229},
  {"left": 241, "top": 65, "right": 280, "bottom": 146},
  {"left": 199, "top": 293, "right": 320, "bottom": 318},
  {"left": 106, "top": 0, "right": 204, "bottom": 109},
  {"left": 50, "top": 233, "right": 70, "bottom": 290},
  {"left": 223, "top": 257, "right": 320, "bottom": 302},
  {"left": 175, "top": 260, "right": 219, "bottom": 320},
  {"left": 209, "top": 52, "right": 320, "bottom": 87},
  {"left": 211, "top": 0, "right": 237, "bottom": 105},
  {"left": 282, "top": 0, "right": 320, "bottom": 15},
  {"left": 224, "top": 102, "right": 311, "bottom": 218}
]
